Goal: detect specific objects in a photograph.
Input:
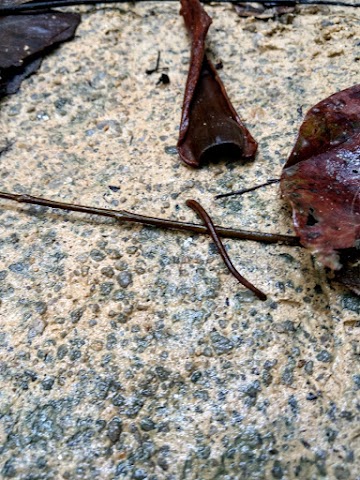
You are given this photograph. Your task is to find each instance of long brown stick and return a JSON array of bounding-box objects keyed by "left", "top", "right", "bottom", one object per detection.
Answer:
[
  {"left": 186, "top": 199, "right": 267, "bottom": 300},
  {"left": 0, "top": 190, "right": 300, "bottom": 245}
]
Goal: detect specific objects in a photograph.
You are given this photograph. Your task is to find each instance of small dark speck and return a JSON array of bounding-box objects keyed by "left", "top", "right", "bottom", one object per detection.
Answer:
[
  {"left": 109, "top": 185, "right": 120, "bottom": 192},
  {"left": 306, "top": 392, "right": 318, "bottom": 401},
  {"left": 157, "top": 73, "right": 170, "bottom": 85},
  {"left": 301, "top": 439, "right": 311, "bottom": 449}
]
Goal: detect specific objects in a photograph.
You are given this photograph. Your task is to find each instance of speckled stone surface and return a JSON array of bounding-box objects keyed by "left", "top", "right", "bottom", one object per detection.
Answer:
[{"left": 0, "top": 2, "right": 359, "bottom": 479}]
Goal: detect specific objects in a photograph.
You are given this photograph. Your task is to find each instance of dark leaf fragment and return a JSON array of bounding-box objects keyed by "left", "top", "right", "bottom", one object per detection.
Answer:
[
  {"left": 2, "top": 57, "right": 42, "bottom": 96},
  {"left": 0, "top": 11, "right": 81, "bottom": 98},
  {"left": 335, "top": 248, "right": 360, "bottom": 295},
  {"left": 156, "top": 73, "right": 170, "bottom": 85},
  {"left": 234, "top": 2, "right": 296, "bottom": 19},
  {"left": 281, "top": 84, "right": 360, "bottom": 276},
  {"left": 177, "top": 0, "right": 257, "bottom": 167}
]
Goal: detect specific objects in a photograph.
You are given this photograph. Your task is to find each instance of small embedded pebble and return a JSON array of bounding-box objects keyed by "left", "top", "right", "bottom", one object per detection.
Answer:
[
  {"left": 164, "top": 145, "right": 177, "bottom": 155},
  {"left": 41, "top": 376, "right": 55, "bottom": 391},
  {"left": 100, "top": 282, "right": 114, "bottom": 295},
  {"left": 117, "top": 272, "right": 133, "bottom": 288},
  {"left": 316, "top": 350, "right": 333, "bottom": 363},
  {"left": 140, "top": 417, "right": 156, "bottom": 432},
  {"left": 90, "top": 340, "right": 104, "bottom": 351},
  {"left": 115, "top": 260, "right": 128, "bottom": 271},
  {"left": 34, "top": 301, "right": 47, "bottom": 315},
  {"left": 101, "top": 266, "right": 115, "bottom": 278},
  {"left": 210, "top": 331, "right": 234, "bottom": 355},
  {"left": 107, "top": 417, "right": 122, "bottom": 443},
  {"left": 70, "top": 308, "right": 85, "bottom": 324},
  {"left": 90, "top": 249, "right": 106, "bottom": 262},
  {"left": 133, "top": 469, "right": 147, "bottom": 480},
  {"left": 28, "top": 319, "right": 47, "bottom": 339}
]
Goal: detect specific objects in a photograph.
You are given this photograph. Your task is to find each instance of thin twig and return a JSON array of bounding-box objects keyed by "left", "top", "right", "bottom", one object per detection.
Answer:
[
  {"left": 0, "top": 0, "right": 358, "bottom": 14},
  {"left": 0, "top": 190, "right": 300, "bottom": 245},
  {"left": 146, "top": 51, "right": 161, "bottom": 75},
  {"left": 186, "top": 199, "right": 267, "bottom": 300},
  {"left": 215, "top": 178, "right": 280, "bottom": 199}
]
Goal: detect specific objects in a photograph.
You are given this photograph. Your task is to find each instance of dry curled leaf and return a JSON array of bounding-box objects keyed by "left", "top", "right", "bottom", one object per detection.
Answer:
[
  {"left": 281, "top": 85, "right": 360, "bottom": 287},
  {"left": 177, "top": 0, "right": 257, "bottom": 168},
  {"left": 0, "top": 11, "right": 81, "bottom": 98}
]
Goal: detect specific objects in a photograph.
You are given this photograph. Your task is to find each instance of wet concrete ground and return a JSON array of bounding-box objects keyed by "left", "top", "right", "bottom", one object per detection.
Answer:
[{"left": 0, "top": 2, "right": 359, "bottom": 478}]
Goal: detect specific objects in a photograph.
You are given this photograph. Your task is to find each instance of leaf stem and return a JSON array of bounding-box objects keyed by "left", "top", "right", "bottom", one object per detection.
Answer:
[{"left": 215, "top": 179, "right": 280, "bottom": 199}]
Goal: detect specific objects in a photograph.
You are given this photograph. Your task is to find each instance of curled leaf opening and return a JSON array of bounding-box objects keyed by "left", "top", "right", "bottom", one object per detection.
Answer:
[{"left": 177, "top": 0, "right": 257, "bottom": 167}]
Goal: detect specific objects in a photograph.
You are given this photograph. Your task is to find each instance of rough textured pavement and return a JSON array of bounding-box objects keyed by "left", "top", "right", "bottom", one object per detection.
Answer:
[{"left": 0, "top": 2, "right": 359, "bottom": 478}]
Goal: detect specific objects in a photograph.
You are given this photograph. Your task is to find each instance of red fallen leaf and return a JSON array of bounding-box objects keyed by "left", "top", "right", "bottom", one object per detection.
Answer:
[
  {"left": 177, "top": 0, "right": 257, "bottom": 168},
  {"left": 0, "top": 11, "right": 81, "bottom": 98},
  {"left": 281, "top": 84, "right": 360, "bottom": 274}
]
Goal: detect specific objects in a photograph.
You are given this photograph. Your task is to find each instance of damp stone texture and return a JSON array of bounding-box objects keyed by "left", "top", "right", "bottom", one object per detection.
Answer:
[{"left": 0, "top": 2, "right": 359, "bottom": 479}]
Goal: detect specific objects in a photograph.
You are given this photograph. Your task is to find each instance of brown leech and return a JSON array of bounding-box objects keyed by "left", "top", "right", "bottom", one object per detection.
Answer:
[
  {"left": 186, "top": 199, "right": 267, "bottom": 301},
  {"left": 177, "top": 0, "right": 257, "bottom": 167},
  {"left": 0, "top": 190, "right": 300, "bottom": 245}
]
